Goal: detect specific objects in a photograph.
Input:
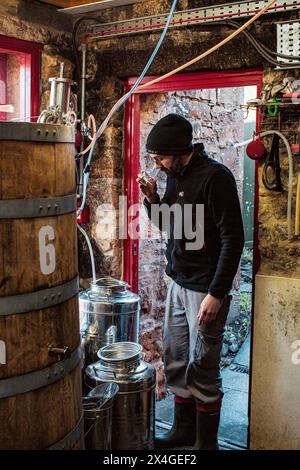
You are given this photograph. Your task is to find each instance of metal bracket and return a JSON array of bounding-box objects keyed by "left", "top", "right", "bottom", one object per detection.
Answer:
[
  {"left": 48, "top": 415, "right": 84, "bottom": 450},
  {"left": 0, "top": 346, "right": 82, "bottom": 399},
  {"left": 0, "top": 194, "right": 77, "bottom": 219},
  {"left": 0, "top": 276, "right": 79, "bottom": 316},
  {"left": 277, "top": 19, "right": 300, "bottom": 68},
  {"left": 86, "top": 0, "right": 300, "bottom": 40}
]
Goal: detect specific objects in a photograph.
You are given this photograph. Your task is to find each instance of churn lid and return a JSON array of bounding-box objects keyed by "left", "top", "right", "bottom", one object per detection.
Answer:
[
  {"left": 90, "top": 277, "right": 129, "bottom": 296},
  {"left": 97, "top": 342, "right": 142, "bottom": 364}
]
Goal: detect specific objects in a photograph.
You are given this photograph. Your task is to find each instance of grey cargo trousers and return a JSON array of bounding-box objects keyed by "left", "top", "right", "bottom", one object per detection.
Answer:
[{"left": 163, "top": 280, "right": 231, "bottom": 404}]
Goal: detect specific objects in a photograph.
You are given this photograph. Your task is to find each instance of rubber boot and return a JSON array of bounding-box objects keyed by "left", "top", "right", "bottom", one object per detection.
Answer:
[
  {"left": 155, "top": 401, "right": 196, "bottom": 449},
  {"left": 194, "top": 410, "right": 221, "bottom": 450}
]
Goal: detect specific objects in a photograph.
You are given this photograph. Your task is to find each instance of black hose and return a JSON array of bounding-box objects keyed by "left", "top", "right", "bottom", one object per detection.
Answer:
[
  {"left": 210, "top": 20, "right": 300, "bottom": 68},
  {"left": 226, "top": 19, "right": 300, "bottom": 61}
]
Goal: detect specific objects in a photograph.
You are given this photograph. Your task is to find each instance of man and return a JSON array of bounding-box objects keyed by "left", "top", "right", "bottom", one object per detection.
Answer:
[{"left": 137, "top": 113, "right": 244, "bottom": 450}]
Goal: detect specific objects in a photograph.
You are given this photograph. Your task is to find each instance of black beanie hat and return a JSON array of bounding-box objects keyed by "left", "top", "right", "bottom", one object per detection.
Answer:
[{"left": 146, "top": 114, "right": 193, "bottom": 156}]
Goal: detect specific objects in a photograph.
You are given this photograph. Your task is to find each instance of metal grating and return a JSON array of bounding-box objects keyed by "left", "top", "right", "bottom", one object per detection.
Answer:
[
  {"left": 277, "top": 20, "right": 300, "bottom": 68},
  {"left": 229, "top": 364, "right": 249, "bottom": 374},
  {"left": 85, "top": 0, "right": 300, "bottom": 40}
]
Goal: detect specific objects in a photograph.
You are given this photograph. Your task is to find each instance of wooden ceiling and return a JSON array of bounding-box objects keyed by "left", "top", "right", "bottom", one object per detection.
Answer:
[
  {"left": 39, "top": 0, "right": 143, "bottom": 9},
  {"left": 39, "top": 0, "right": 109, "bottom": 7}
]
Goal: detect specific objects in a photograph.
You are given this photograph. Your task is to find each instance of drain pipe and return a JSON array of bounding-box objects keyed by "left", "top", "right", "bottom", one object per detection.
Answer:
[{"left": 235, "top": 130, "right": 293, "bottom": 239}]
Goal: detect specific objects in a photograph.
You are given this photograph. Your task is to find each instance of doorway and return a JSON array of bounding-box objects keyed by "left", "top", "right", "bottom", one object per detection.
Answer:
[{"left": 124, "top": 69, "right": 263, "bottom": 449}]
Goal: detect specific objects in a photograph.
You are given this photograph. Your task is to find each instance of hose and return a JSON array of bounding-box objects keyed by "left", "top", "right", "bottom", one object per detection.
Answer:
[
  {"left": 295, "top": 174, "right": 300, "bottom": 236},
  {"left": 77, "top": 223, "right": 97, "bottom": 283},
  {"left": 77, "top": 0, "right": 179, "bottom": 214},
  {"left": 225, "top": 19, "right": 300, "bottom": 61},
  {"left": 136, "top": 0, "right": 276, "bottom": 90},
  {"left": 83, "top": 114, "right": 97, "bottom": 141},
  {"left": 78, "top": 0, "right": 276, "bottom": 216},
  {"left": 234, "top": 130, "right": 293, "bottom": 239},
  {"left": 221, "top": 20, "right": 300, "bottom": 67}
]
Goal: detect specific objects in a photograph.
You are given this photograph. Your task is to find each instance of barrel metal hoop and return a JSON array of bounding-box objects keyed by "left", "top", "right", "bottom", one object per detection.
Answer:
[
  {"left": 0, "top": 194, "right": 77, "bottom": 219},
  {"left": 0, "top": 122, "right": 75, "bottom": 143},
  {"left": 0, "top": 276, "right": 79, "bottom": 316},
  {"left": 48, "top": 415, "right": 84, "bottom": 450},
  {"left": 0, "top": 346, "right": 82, "bottom": 399}
]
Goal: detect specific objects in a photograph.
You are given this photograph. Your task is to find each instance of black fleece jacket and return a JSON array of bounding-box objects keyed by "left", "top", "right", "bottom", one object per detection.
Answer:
[{"left": 144, "top": 143, "right": 244, "bottom": 299}]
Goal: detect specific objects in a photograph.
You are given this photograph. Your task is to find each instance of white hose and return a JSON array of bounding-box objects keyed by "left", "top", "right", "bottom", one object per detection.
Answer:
[
  {"left": 86, "top": 114, "right": 97, "bottom": 141},
  {"left": 235, "top": 131, "right": 293, "bottom": 239},
  {"left": 259, "top": 130, "right": 293, "bottom": 240},
  {"left": 77, "top": 223, "right": 96, "bottom": 283}
]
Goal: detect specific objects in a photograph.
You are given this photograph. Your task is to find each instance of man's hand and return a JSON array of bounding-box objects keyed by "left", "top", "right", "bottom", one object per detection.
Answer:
[
  {"left": 197, "top": 294, "right": 222, "bottom": 325},
  {"left": 136, "top": 171, "right": 158, "bottom": 203}
]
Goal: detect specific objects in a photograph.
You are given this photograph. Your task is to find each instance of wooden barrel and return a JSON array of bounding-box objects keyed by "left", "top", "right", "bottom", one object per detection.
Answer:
[{"left": 0, "top": 122, "right": 83, "bottom": 450}]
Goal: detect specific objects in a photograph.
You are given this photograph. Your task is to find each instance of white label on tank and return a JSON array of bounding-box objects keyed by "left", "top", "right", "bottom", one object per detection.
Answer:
[
  {"left": 39, "top": 226, "right": 56, "bottom": 275},
  {"left": 0, "top": 340, "right": 6, "bottom": 365}
]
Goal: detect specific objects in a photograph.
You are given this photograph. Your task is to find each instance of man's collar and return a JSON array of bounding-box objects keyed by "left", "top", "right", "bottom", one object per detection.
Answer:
[{"left": 180, "top": 143, "right": 206, "bottom": 176}]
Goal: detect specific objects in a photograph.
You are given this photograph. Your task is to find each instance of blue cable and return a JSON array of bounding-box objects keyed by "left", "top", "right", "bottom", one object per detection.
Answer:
[{"left": 79, "top": 0, "right": 178, "bottom": 213}]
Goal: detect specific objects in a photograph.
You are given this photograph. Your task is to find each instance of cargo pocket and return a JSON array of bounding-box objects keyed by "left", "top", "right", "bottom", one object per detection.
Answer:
[{"left": 193, "top": 330, "right": 223, "bottom": 370}]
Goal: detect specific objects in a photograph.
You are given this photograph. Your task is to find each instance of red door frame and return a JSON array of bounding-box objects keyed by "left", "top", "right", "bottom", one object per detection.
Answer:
[
  {"left": 0, "top": 35, "right": 43, "bottom": 121},
  {"left": 124, "top": 69, "right": 263, "bottom": 294},
  {"left": 0, "top": 55, "right": 7, "bottom": 120},
  {"left": 124, "top": 69, "right": 263, "bottom": 449}
]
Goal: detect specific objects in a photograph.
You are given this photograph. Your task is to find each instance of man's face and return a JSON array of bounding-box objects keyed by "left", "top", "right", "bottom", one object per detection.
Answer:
[{"left": 149, "top": 154, "right": 183, "bottom": 177}]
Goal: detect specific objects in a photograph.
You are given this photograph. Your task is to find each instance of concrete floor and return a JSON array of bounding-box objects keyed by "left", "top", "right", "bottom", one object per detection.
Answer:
[{"left": 155, "top": 334, "right": 251, "bottom": 450}]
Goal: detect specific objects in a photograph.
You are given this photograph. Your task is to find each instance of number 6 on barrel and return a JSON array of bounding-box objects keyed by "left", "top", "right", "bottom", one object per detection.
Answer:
[{"left": 39, "top": 226, "right": 56, "bottom": 275}]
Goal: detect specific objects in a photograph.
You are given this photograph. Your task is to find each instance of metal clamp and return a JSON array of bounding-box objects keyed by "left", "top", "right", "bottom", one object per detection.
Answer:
[
  {"left": 0, "top": 194, "right": 77, "bottom": 219},
  {"left": 0, "top": 346, "right": 82, "bottom": 399},
  {"left": 0, "top": 276, "right": 79, "bottom": 316},
  {"left": 48, "top": 415, "right": 84, "bottom": 450}
]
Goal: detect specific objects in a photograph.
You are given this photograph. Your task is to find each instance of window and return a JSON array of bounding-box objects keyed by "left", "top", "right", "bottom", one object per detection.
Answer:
[{"left": 0, "top": 35, "right": 42, "bottom": 122}]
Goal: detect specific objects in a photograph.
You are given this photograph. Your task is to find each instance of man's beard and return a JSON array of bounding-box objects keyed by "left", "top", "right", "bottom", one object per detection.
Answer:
[{"left": 161, "top": 157, "right": 184, "bottom": 177}]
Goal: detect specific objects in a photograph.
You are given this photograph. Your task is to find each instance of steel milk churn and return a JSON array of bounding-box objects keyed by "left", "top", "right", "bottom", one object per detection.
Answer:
[
  {"left": 80, "top": 277, "right": 140, "bottom": 367},
  {"left": 85, "top": 342, "right": 156, "bottom": 450}
]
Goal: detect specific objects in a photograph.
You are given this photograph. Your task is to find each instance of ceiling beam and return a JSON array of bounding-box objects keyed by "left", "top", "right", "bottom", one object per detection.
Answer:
[
  {"left": 38, "top": 0, "right": 145, "bottom": 10},
  {"left": 60, "top": 0, "right": 145, "bottom": 14},
  {"left": 38, "top": 0, "right": 71, "bottom": 6}
]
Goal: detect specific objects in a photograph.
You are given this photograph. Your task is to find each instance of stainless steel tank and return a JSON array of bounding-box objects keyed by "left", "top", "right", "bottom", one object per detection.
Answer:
[
  {"left": 83, "top": 383, "right": 119, "bottom": 450},
  {"left": 85, "top": 342, "right": 156, "bottom": 451},
  {"left": 80, "top": 277, "right": 140, "bottom": 367}
]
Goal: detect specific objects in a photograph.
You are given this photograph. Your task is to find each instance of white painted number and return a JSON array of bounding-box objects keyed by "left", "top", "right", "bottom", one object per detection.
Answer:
[
  {"left": 39, "top": 226, "right": 56, "bottom": 275},
  {"left": 291, "top": 340, "right": 300, "bottom": 365},
  {"left": 0, "top": 340, "right": 6, "bottom": 365}
]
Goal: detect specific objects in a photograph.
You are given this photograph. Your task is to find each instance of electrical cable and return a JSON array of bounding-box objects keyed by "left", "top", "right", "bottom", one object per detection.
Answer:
[
  {"left": 225, "top": 19, "right": 300, "bottom": 61},
  {"left": 220, "top": 19, "right": 300, "bottom": 67},
  {"left": 260, "top": 130, "right": 293, "bottom": 240},
  {"left": 79, "top": 0, "right": 276, "bottom": 159},
  {"left": 77, "top": 223, "right": 97, "bottom": 282},
  {"left": 78, "top": 0, "right": 276, "bottom": 215},
  {"left": 77, "top": 0, "right": 178, "bottom": 214},
  {"left": 295, "top": 174, "right": 300, "bottom": 236},
  {"left": 234, "top": 131, "right": 293, "bottom": 239}
]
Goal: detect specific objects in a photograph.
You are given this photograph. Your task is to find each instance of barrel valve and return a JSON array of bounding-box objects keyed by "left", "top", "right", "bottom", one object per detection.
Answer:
[{"left": 48, "top": 345, "right": 71, "bottom": 360}]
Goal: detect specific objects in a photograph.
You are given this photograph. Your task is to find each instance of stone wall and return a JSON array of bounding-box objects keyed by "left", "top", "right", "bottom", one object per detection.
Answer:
[
  {"left": 73, "top": 1, "right": 300, "bottom": 372},
  {"left": 0, "top": 0, "right": 74, "bottom": 113},
  {"left": 138, "top": 88, "right": 245, "bottom": 376},
  {"left": 258, "top": 69, "right": 300, "bottom": 276},
  {"left": 80, "top": 0, "right": 299, "bottom": 280}
]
